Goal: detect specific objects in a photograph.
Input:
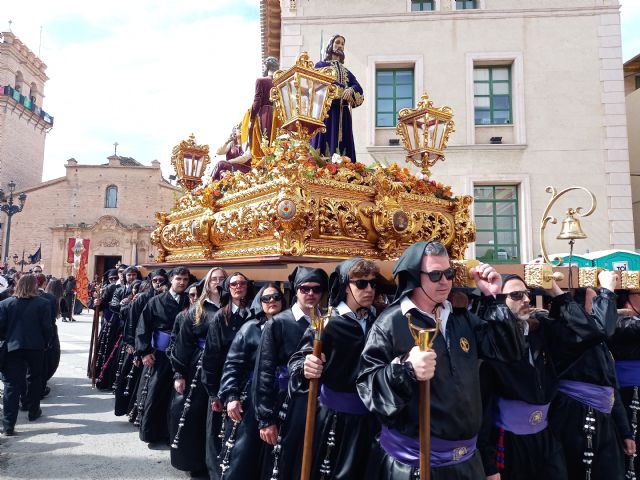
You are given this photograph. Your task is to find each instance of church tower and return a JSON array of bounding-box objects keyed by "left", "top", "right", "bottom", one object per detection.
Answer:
[{"left": 0, "top": 30, "right": 53, "bottom": 190}]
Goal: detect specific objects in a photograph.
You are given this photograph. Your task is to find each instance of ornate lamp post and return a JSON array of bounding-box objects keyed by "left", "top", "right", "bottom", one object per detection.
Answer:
[
  {"left": 13, "top": 251, "right": 30, "bottom": 272},
  {"left": 270, "top": 52, "right": 340, "bottom": 142},
  {"left": 0, "top": 181, "right": 27, "bottom": 267},
  {"left": 396, "top": 93, "right": 456, "bottom": 176},
  {"left": 170, "top": 134, "right": 211, "bottom": 191}
]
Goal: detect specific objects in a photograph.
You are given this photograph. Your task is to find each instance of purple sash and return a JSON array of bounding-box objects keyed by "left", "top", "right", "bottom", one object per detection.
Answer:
[
  {"left": 151, "top": 330, "right": 171, "bottom": 352},
  {"left": 557, "top": 379, "right": 614, "bottom": 414},
  {"left": 615, "top": 360, "right": 640, "bottom": 388},
  {"left": 319, "top": 385, "right": 369, "bottom": 415},
  {"left": 197, "top": 337, "right": 206, "bottom": 350},
  {"left": 276, "top": 366, "right": 289, "bottom": 392},
  {"left": 379, "top": 426, "right": 477, "bottom": 468},
  {"left": 494, "top": 397, "right": 549, "bottom": 435}
]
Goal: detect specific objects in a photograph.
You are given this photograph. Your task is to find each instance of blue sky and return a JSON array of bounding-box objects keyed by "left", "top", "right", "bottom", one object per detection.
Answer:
[{"left": 2, "top": 1, "right": 639, "bottom": 183}]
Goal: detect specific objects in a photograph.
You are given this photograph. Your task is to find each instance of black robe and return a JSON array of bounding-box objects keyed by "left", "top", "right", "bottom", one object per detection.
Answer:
[
  {"left": 96, "top": 284, "right": 129, "bottom": 390},
  {"left": 288, "top": 309, "right": 380, "bottom": 480},
  {"left": 168, "top": 307, "right": 210, "bottom": 473},
  {"left": 217, "top": 318, "right": 266, "bottom": 479},
  {"left": 135, "top": 290, "right": 189, "bottom": 443},
  {"left": 608, "top": 313, "right": 640, "bottom": 475},
  {"left": 357, "top": 296, "right": 524, "bottom": 480},
  {"left": 547, "top": 290, "right": 631, "bottom": 479},
  {"left": 253, "top": 308, "right": 311, "bottom": 480},
  {"left": 201, "top": 304, "right": 251, "bottom": 480},
  {"left": 94, "top": 283, "right": 119, "bottom": 389},
  {"left": 479, "top": 311, "right": 567, "bottom": 480},
  {"left": 113, "top": 289, "right": 155, "bottom": 417}
]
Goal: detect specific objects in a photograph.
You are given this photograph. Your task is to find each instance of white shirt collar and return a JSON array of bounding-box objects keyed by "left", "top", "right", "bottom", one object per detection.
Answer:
[
  {"left": 231, "top": 303, "right": 239, "bottom": 314},
  {"left": 292, "top": 303, "right": 310, "bottom": 323},
  {"left": 169, "top": 289, "right": 180, "bottom": 302},
  {"left": 336, "top": 301, "right": 373, "bottom": 333},
  {"left": 400, "top": 297, "right": 452, "bottom": 339}
]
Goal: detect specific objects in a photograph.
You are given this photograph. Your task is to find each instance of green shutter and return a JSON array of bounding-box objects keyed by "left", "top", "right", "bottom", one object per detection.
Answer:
[
  {"left": 376, "top": 68, "right": 415, "bottom": 127},
  {"left": 473, "top": 185, "right": 520, "bottom": 264}
]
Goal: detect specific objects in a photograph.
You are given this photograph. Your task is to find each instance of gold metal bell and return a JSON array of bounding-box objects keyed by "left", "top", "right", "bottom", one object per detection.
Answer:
[{"left": 557, "top": 211, "right": 587, "bottom": 240}]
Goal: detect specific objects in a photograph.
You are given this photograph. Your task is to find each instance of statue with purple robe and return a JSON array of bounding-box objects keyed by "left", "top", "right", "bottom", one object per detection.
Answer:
[
  {"left": 311, "top": 35, "right": 364, "bottom": 163},
  {"left": 211, "top": 124, "right": 252, "bottom": 181}
]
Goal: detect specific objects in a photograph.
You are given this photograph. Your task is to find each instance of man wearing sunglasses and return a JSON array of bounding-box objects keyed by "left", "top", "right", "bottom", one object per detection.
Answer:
[
  {"left": 478, "top": 274, "right": 569, "bottom": 480},
  {"left": 253, "top": 266, "right": 328, "bottom": 480},
  {"left": 289, "top": 258, "right": 380, "bottom": 479},
  {"left": 357, "top": 241, "right": 525, "bottom": 480}
]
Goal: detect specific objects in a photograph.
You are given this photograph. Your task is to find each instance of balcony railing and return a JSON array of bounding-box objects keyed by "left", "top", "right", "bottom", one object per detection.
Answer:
[{"left": 1, "top": 85, "right": 54, "bottom": 126}]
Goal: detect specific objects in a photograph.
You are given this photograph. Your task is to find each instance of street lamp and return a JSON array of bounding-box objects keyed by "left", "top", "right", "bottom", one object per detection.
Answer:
[
  {"left": 0, "top": 181, "right": 27, "bottom": 267},
  {"left": 13, "top": 251, "right": 30, "bottom": 272}
]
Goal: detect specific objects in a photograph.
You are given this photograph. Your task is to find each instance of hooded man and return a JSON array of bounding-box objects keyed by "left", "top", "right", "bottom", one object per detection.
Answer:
[
  {"left": 253, "top": 266, "right": 329, "bottom": 480},
  {"left": 289, "top": 258, "right": 381, "bottom": 479},
  {"left": 357, "top": 241, "right": 524, "bottom": 480},
  {"left": 135, "top": 266, "right": 191, "bottom": 444}
]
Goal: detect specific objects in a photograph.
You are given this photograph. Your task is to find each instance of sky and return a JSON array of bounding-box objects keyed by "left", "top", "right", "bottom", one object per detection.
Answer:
[{"left": 2, "top": 0, "right": 640, "bottom": 183}]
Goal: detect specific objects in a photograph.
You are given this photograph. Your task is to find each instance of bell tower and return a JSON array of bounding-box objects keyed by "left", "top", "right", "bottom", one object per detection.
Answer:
[{"left": 0, "top": 30, "right": 53, "bottom": 190}]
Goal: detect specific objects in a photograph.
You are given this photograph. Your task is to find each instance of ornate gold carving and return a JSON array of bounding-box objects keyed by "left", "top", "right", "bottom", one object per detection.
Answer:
[
  {"left": 451, "top": 259, "right": 480, "bottom": 288},
  {"left": 524, "top": 264, "right": 564, "bottom": 289},
  {"left": 621, "top": 271, "right": 640, "bottom": 290},
  {"left": 578, "top": 267, "right": 601, "bottom": 288},
  {"left": 319, "top": 199, "right": 368, "bottom": 240}
]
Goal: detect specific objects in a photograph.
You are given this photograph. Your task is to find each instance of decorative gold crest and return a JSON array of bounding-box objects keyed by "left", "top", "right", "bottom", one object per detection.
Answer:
[
  {"left": 452, "top": 446, "right": 468, "bottom": 461},
  {"left": 529, "top": 410, "right": 543, "bottom": 425},
  {"left": 459, "top": 337, "right": 470, "bottom": 353}
]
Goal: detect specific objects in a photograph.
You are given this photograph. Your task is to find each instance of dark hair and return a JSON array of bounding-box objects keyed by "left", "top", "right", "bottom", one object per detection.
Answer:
[
  {"left": 324, "top": 34, "right": 345, "bottom": 62},
  {"left": 221, "top": 272, "right": 251, "bottom": 326},
  {"left": 45, "top": 278, "right": 64, "bottom": 317},
  {"left": 14, "top": 274, "right": 39, "bottom": 299},
  {"left": 170, "top": 267, "right": 190, "bottom": 279}
]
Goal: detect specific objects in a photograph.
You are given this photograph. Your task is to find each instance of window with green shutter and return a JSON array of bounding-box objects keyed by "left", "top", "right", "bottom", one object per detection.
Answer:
[
  {"left": 411, "top": 0, "right": 435, "bottom": 11},
  {"left": 376, "top": 69, "right": 414, "bottom": 128},
  {"left": 474, "top": 66, "right": 512, "bottom": 125},
  {"left": 474, "top": 185, "right": 520, "bottom": 264},
  {"left": 456, "top": 0, "right": 476, "bottom": 9}
]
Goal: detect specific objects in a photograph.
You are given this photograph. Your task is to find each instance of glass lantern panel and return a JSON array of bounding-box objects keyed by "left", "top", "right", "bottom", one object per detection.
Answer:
[
  {"left": 433, "top": 119, "right": 446, "bottom": 148},
  {"left": 408, "top": 121, "right": 421, "bottom": 151},
  {"left": 299, "top": 76, "right": 312, "bottom": 117},
  {"left": 183, "top": 153, "right": 193, "bottom": 176},
  {"left": 193, "top": 155, "right": 202, "bottom": 176},
  {"left": 312, "top": 83, "right": 327, "bottom": 119},
  {"left": 280, "top": 84, "right": 292, "bottom": 120},
  {"left": 288, "top": 77, "right": 298, "bottom": 116}
]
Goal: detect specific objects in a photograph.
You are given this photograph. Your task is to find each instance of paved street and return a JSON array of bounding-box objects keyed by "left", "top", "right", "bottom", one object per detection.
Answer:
[{"left": 0, "top": 311, "right": 184, "bottom": 479}]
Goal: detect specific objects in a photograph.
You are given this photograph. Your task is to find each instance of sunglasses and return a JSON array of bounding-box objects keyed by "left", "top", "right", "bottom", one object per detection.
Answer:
[
  {"left": 210, "top": 276, "right": 226, "bottom": 282},
  {"left": 152, "top": 278, "right": 164, "bottom": 284},
  {"left": 33, "top": 270, "right": 42, "bottom": 273},
  {"left": 350, "top": 279, "right": 378, "bottom": 290},
  {"left": 420, "top": 267, "right": 456, "bottom": 282},
  {"left": 188, "top": 292, "right": 198, "bottom": 298},
  {"left": 298, "top": 285, "right": 323, "bottom": 295},
  {"left": 229, "top": 281, "right": 248, "bottom": 288},
  {"left": 261, "top": 293, "right": 283, "bottom": 303},
  {"left": 108, "top": 276, "right": 118, "bottom": 281},
  {"left": 506, "top": 290, "right": 531, "bottom": 301}
]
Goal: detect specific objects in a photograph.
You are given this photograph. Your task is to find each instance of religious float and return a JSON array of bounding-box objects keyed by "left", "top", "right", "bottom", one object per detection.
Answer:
[
  {"left": 150, "top": 53, "right": 475, "bottom": 282},
  {"left": 149, "top": 52, "right": 640, "bottom": 291}
]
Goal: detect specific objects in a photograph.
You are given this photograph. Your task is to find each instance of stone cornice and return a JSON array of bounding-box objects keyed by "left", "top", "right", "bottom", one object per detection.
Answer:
[{"left": 281, "top": 5, "right": 620, "bottom": 25}]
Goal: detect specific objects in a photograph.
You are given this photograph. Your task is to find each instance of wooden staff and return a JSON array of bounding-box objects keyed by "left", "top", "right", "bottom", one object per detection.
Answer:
[
  {"left": 407, "top": 312, "right": 439, "bottom": 480},
  {"left": 300, "top": 307, "right": 332, "bottom": 480},
  {"left": 87, "top": 284, "right": 102, "bottom": 385}
]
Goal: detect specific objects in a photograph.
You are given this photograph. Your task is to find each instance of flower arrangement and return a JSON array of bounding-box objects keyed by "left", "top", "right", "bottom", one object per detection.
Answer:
[{"left": 192, "top": 135, "right": 454, "bottom": 206}]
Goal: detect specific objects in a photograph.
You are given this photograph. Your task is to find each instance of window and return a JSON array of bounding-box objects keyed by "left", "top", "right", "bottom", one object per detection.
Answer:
[
  {"left": 456, "top": 0, "right": 476, "bottom": 8},
  {"left": 376, "top": 69, "right": 414, "bottom": 127},
  {"left": 105, "top": 185, "right": 118, "bottom": 208},
  {"left": 474, "top": 66, "right": 512, "bottom": 125},
  {"left": 474, "top": 185, "right": 519, "bottom": 264},
  {"left": 411, "top": 0, "right": 434, "bottom": 10}
]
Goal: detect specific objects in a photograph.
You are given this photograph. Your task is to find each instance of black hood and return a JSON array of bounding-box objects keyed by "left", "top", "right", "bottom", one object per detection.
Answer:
[
  {"left": 392, "top": 242, "right": 433, "bottom": 302},
  {"left": 288, "top": 266, "right": 328, "bottom": 304},
  {"left": 328, "top": 258, "right": 364, "bottom": 307}
]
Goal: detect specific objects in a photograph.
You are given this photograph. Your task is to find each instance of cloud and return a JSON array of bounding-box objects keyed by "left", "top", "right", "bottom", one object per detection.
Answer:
[{"left": 4, "top": 1, "right": 262, "bottom": 181}]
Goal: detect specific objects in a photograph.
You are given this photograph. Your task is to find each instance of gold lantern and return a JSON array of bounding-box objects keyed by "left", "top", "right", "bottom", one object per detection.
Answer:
[
  {"left": 396, "top": 93, "right": 456, "bottom": 176},
  {"left": 170, "top": 134, "right": 211, "bottom": 191},
  {"left": 270, "top": 52, "right": 340, "bottom": 143}
]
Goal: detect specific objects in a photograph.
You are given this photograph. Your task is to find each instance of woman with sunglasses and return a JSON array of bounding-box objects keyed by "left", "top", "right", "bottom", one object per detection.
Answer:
[
  {"left": 166, "top": 268, "right": 227, "bottom": 473},
  {"left": 202, "top": 272, "right": 254, "bottom": 480},
  {"left": 253, "top": 266, "right": 329, "bottom": 480},
  {"left": 289, "top": 258, "right": 381, "bottom": 480},
  {"left": 217, "top": 283, "right": 286, "bottom": 479}
]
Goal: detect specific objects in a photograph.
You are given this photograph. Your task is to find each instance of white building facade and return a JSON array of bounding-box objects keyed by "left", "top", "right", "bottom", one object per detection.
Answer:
[{"left": 262, "top": 0, "right": 634, "bottom": 262}]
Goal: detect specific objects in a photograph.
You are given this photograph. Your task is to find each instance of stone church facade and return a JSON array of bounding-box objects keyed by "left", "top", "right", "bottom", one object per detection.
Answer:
[{"left": 6, "top": 156, "right": 180, "bottom": 280}]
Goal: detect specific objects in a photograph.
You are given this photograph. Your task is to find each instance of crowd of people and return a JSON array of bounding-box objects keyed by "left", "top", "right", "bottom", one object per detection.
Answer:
[
  {"left": 82, "top": 241, "right": 640, "bottom": 480},
  {"left": 0, "top": 267, "right": 67, "bottom": 435}
]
